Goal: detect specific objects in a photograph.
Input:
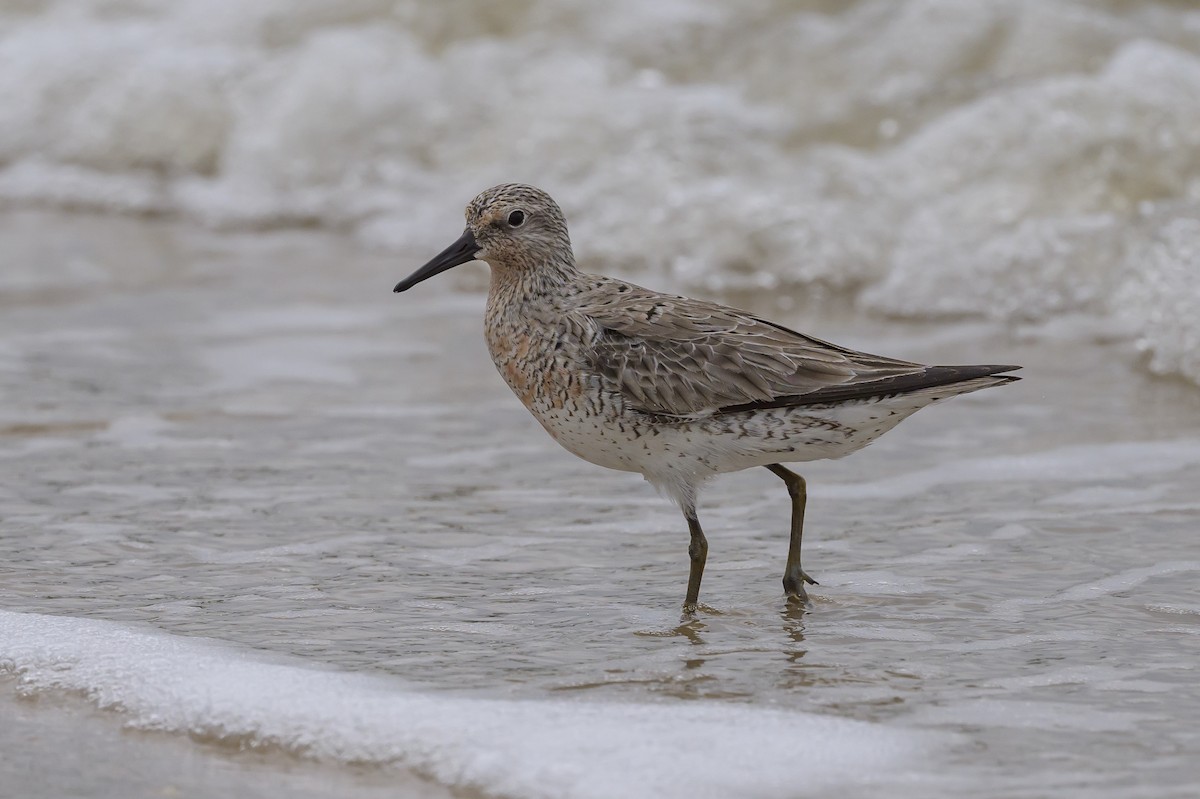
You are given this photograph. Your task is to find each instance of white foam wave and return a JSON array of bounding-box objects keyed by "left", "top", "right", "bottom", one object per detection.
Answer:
[
  {"left": 1116, "top": 216, "right": 1200, "bottom": 387},
  {"left": 1, "top": 1, "right": 1199, "bottom": 384},
  {"left": 0, "top": 610, "right": 949, "bottom": 798}
]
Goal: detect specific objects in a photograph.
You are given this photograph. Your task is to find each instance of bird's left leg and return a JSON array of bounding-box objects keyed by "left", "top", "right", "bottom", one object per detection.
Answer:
[
  {"left": 683, "top": 506, "right": 708, "bottom": 612},
  {"left": 765, "top": 463, "right": 818, "bottom": 600}
]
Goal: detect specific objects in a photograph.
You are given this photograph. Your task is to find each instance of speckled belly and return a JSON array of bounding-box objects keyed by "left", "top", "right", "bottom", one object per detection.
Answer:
[
  {"left": 534, "top": 396, "right": 932, "bottom": 480},
  {"left": 528, "top": 400, "right": 650, "bottom": 474}
]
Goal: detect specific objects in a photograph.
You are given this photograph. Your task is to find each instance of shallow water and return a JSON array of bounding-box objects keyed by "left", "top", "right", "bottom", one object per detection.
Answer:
[{"left": 2, "top": 211, "right": 1199, "bottom": 797}]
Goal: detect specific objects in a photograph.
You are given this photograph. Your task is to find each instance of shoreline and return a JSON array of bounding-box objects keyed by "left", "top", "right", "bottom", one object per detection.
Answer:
[{"left": 0, "top": 683, "right": 448, "bottom": 799}]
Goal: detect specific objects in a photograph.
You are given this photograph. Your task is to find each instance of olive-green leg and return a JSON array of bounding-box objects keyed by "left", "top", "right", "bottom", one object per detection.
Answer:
[
  {"left": 683, "top": 510, "right": 708, "bottom": 611},
  {"left": 766, "top": 464, "right": 819, "bottom": 600}
]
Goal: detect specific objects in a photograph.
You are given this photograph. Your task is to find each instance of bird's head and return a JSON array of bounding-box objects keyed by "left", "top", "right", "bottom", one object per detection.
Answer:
[{"left": 394, "top": 183, "right": 573, "bottom": 293}]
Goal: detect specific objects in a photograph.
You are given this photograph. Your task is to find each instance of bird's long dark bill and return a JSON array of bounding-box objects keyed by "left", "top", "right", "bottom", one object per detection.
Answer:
[{"left": 393, "top": 229, "right": 479, "bottom": 292}]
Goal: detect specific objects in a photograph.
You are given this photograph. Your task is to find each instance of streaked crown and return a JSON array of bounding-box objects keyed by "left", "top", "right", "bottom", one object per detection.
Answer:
[{"left": 465, "top": 183, "right": 574, "bottom": 270}]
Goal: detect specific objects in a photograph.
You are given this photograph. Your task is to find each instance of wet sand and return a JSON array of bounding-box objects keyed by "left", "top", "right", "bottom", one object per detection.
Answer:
[{"left": 0, "top": 690, "right": 449, "bottom": 799}]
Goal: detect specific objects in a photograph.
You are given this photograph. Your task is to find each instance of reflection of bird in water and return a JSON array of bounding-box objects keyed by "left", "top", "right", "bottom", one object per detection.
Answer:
[{"left": 394, "top": 184, "right": 1020, "bottom": 611}]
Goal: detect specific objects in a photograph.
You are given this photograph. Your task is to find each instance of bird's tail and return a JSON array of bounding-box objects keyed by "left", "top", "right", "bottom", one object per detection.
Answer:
[
  {"left": 898, "top": 364, "right": 1021, "bottom": 400},
  {"left": 790, "top": 364, "right": 1021, "bottom": 407}
]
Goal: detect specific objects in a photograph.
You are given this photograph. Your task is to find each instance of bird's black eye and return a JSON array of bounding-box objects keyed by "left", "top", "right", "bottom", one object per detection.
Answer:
[{"left": 507, "top": 210, "right": 525, "bottom": 227}]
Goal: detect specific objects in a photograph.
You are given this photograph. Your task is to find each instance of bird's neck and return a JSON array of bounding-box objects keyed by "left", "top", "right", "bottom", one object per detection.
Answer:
[{"left": 487, "top": 256, "right": 580, "bottom": 307}]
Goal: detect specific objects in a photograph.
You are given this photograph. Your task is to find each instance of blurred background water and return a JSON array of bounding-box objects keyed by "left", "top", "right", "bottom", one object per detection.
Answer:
[{"left": 2, "top": 2, "right": 1199, "bottom": 797}]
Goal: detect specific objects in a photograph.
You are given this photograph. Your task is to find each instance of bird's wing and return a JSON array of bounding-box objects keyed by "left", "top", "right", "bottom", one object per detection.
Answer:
[{"left": 575, "top": 283, "right": 934, "bottom": 418}]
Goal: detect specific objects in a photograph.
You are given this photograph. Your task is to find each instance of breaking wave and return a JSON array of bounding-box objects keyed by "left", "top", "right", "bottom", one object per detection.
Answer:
[{"left": 1, "top": 0, "right": 1198, "bottom": 383}]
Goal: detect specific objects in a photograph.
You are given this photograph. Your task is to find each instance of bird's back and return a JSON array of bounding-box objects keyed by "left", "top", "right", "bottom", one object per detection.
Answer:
[{"left": 566, "top": 277, "right": 1018, "bottom": 420}]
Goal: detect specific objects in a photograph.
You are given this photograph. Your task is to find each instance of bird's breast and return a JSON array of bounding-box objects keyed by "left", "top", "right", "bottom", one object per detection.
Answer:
[{"left": 484, "top": 320, "right": 586, "bottom": 415}]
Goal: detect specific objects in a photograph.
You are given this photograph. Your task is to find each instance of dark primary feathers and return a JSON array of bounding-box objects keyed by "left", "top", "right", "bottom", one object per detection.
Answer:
[{"left": 578, "top": 283, "right": 1020, "bottom": 418}]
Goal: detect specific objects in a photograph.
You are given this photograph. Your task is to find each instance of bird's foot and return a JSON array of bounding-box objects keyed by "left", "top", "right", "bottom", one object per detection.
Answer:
[
  {"left": 783, "top": 569, "right": 818, "bottom": 602},
  {"left": 784, "top": 587, "right": 809, "bottom": 605},
  {"left": 681, "top": 601, "right": 721, "bottom": 617}
]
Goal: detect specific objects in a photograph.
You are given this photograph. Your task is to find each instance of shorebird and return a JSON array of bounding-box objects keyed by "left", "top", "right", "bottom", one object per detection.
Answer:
[{"left": 394, "top": 184, "right": 1020, "bottom": 610}]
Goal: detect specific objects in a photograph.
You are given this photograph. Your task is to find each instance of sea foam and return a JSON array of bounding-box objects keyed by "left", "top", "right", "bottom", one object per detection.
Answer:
[
  {"left": 0, "top": 610, "right": 950, "bottom": 799},
  {"left": 1, "top": 1, "right": 1198, "bottom": 384}
]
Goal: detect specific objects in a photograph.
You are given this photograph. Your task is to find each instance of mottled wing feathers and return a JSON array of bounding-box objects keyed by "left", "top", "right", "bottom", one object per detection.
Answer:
[{"left": 575, "top": 282, "right": 1004, "bottom": 418}]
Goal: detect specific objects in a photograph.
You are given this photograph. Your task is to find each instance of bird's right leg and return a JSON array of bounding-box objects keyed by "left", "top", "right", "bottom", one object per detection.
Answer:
[
  {"left": 766, "top": 463, "right": 818, "bottom": 601},
  {"left": 683, "top": 508, "right": 708, "bottom": 612}
]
